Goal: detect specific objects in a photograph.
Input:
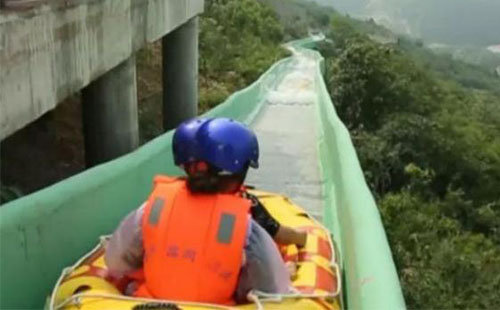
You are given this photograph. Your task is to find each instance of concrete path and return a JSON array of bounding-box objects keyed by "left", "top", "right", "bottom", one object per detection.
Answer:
[{"left": 247, "top": 52, "right": 324, "bottom": 220}]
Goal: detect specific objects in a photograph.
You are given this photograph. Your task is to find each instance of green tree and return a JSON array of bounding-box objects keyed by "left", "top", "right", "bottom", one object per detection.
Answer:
[
  {"left": 199, "top": 0, "right": 286, "bottom": 111},
  {"left": 324, "top": 14, "right": 500, "bottom": 308}
]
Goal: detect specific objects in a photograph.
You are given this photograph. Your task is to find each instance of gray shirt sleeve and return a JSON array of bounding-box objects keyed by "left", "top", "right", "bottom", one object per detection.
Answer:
[
  {"left": 104, "top": 204, "right": 145, "bottom": 277},
  {"left": 105, "top": 205, "right": 291, "bottom": 300},
  {"left": 235, "top": 219, "right": 291, "bottom": 302}
]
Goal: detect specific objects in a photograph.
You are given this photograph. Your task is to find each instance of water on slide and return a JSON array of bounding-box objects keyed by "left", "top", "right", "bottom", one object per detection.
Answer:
[{"left": 246, "top": 49, "right": 324, "bottom": 221}]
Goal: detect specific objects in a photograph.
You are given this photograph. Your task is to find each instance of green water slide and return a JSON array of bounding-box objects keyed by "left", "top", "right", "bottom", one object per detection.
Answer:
[{"left": 0, "top": 38, "right": 405, "bottom": 310}]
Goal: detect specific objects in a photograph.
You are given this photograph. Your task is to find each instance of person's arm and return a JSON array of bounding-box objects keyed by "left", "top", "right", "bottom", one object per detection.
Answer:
[
  {"left": 248, "top": 193, "right": 307, "bottom": 247},
  {"left": 235, "top": 220, "right": 291, "bottom": 302},
  {"left": 104, "top": 204, "right": 145, "bottom": 277},
  {"left": 274, "top": 225, "right": 307, "bottom": 247}
]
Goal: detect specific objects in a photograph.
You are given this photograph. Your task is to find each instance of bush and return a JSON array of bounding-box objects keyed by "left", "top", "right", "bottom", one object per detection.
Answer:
[
  {"left": 325, "top": 14, "right": 500, "bottom": 308},
  {"left": 200, "top": 0, "right": 286, "bottom": 93}
]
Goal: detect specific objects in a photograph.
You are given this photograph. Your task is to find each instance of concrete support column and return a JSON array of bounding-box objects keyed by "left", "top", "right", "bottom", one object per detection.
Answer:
[
  {"left": 162, "top": 17, "right": 199, "bottom": 131},
  {"left": 82, "top": 56, "right": 139, "bottom": 167}
]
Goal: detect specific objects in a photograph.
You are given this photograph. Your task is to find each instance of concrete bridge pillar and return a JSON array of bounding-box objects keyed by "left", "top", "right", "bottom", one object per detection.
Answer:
[
  {"left": 162, "top": 17, "right": 199, "bottom": 131},
  {"left": 81, "top": 57, "right": 139, "bottom": 167}
]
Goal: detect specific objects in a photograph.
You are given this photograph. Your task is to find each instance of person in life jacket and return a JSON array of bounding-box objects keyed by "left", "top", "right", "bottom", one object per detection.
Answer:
[
  {"left": 104, "top": 118, "right": 291, "bottom": 304},
  {"left": 173, "top": 117, "right": 307, "bottom": 247}
]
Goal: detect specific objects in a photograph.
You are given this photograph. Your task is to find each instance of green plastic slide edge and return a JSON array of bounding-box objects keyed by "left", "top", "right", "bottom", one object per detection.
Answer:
[
  {"left": 0, "top": 57, "right": 293, "bottom": 310},
  {"left": 296, "top": 44, "right": 406, "bottom": 309},
  {"left": 1, "top": 35, "right": 406, "bottom": 310}
]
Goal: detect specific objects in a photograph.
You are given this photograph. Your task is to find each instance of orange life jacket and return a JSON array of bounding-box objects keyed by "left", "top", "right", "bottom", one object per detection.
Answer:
[{"left": 134, "top": 176, "right": 251, "bottom": 304}]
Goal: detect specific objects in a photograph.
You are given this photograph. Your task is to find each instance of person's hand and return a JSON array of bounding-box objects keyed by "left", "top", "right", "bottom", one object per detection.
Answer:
[
  {"left": 295, "top": 230, "right": 307, "bottom": 248},
  {"left": 285, "top": 261, "right": 298, "bottom": 281}
]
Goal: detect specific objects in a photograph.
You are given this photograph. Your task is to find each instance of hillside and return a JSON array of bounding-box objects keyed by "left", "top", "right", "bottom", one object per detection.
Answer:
[
  {"left": 258, "top": 0, "right": 334, "bottom": 39},
  {"left": 249, "top": 1, "right": 500, "bottom": 306},
  {"left": 312, "top": 0, "right": 500, "bottom": 46},
  {"left": 319, "top": 13, "right": 500, "bottom": 309},
  {"left": 429, "top": 44, "right": 500, "bottom": 75},
  {"left": 2, "top": 3, "right": 499, "bottom": 309}
]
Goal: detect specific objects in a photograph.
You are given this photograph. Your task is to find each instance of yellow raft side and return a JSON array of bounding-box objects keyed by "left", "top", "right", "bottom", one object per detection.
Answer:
[{"left": 50, "top": 191, "right": 342, "bottom": 310}]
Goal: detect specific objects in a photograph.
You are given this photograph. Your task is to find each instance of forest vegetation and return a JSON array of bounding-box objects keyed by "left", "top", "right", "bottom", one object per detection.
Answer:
[
  {"left": 193, "top": 1, "right": 500, "bottom": 306},
  {"left": 322, "top": 13, "right": 500, "bottom": 309},
  {"left": 2, "top": 2, "right": 499, "bottom": 309},
  {"left": 196, "top": 0, "right": 500, "bottom": 307},
  {"left": 312, "top": 0, "right": 500, "bottom": 46}
]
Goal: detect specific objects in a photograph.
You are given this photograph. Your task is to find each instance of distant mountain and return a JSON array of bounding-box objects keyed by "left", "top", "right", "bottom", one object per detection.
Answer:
[
  {"left": 311, "top": 0, "right": 500, "bottom": 46},
  {"left": 311, "top": 0, "right": 366, "bottom": 15},
  {"left": 259, "top": 0, "right": 336, "bottom": 40},
  {"left": 429, "top": 44, "right": 500, "bottom": 73},
  {"left": 488, "top": 45, "right": 500, "bottom": 54}
]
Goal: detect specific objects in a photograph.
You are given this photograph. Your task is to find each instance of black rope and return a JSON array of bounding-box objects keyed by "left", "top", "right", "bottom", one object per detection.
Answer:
[{"left": 132, "top": 302, "right": 182, "bottom": 310}]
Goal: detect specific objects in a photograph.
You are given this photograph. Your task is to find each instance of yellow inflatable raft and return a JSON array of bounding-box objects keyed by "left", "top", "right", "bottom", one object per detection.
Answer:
[{"left": 48, "top": 190, "right": 342, "bottom": 310}]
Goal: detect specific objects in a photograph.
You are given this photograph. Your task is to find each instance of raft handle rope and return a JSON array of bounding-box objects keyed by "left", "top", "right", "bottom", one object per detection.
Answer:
[
  {"left": 53, "top": 290, "right": 341, "bottom": 310},
  {"left": 50, "top": 240, "right": 340, "bottom": 310},
  {"left": 49, "top": 236, "right": 107, "bottom": 310},
  {"left": 52, "top": 293, "right": 239, "bottom": 310},
  {"left": 50, "top": 191, "right": 342, "bottom": 310},
  {"left": 247, "top": 289, "right": 341, "bottom": 310},
  {"left": 49, "top": 236, "right": 237, "bottom": 310}
]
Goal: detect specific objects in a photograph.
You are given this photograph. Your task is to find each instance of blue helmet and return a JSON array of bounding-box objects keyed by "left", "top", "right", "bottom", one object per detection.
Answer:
[
  {"left": 196, "top": 118, "right": 259, "bottom": 174},
  {"left": 172, "top": 118, "right": 208, "bottom": 166}
]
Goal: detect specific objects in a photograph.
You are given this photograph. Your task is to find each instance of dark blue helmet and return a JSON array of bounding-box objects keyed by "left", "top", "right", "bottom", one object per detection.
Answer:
[
  {"left": 196, "top": 118, "right": 259, "bottom": 174},
  {"left": 172, "top": 118, "right": 208, "bottom": 166}
]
